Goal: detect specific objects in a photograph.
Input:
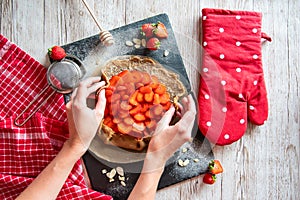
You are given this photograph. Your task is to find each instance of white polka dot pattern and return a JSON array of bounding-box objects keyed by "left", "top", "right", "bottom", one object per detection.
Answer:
[
  {"left": 224, "top": 134, "right": 230, "bottom": 139},
  {"left": 206, "top": 121, "right": 212, "bottom": 127}
]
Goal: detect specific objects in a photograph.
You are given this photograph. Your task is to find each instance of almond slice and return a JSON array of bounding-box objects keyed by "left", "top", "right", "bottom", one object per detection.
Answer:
[
  {"left": 178, "top": 159, "right": 184, "bottom": 167},
  {"left": 133, "top": 38, "right": 141, "bottom": 45},
  {"left": 182, "top": 147, "right": 188, "bottom": 153},
  {"left": 134, "top": 44, "right": 141, "bottom": 49},
  {"left": 120, "top": 181, "right": 126, "bottom": 186},
  {"left": 126, "top": 41, "right": 134, "bottom": 46},
  {"left": 106, "top": 168, "right": 116, "bottom": 179},
  {"left": 116, "top": 166, "right": 124, "bottom": 177},
  {"left": 163, "top": 50, "right": 169, "bottom": 57},
  {"left": 118, "top": 176, "right": 125, "bottom": 181},
  {"left": 183, "top": 159, "right": 190, "bottom": 166},
  {"left": 109, "top": 178, "right": 115, "bottom": 182},
  {"left": 141, "top": 39, "right": 146, "bottom": 47}
]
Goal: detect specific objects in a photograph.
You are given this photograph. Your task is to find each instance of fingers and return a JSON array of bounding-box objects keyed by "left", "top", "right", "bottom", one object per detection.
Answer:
[
  {"left": 176, "top": 94, "right": 196, "bottom": 129},
  {"left": 65, "top": 100, "right": 72, "bottom": 111},
  {"left": 73, "top": 77, "right": 103, "bottom": 105},
  {"left": 180, "top": 97, "right": 188, "bottom": 114},
  {"left": 154, "top": 106, "right": 175, "bottom": 134},
  {"left": 186, "top": 94, "right": 196, "bottom": 113},
  {"left": 160, "top": 106, "right": 176, "bottom": 125},
  {"left": 71, "top": 87, "right": 78, "bottom": 100},
  {"left": 177, "top": 110, "right": 195, "bottom": 127},
  {"left": 95, "top": 88, "right": 106, "bottom": 120},
  {"left": 75, "top": 77, "right": 101, "bottom": 99},
  {"left": 180, "top": 94, "right": 196, "bottom": 114},
  {"left": 87, "top": 81, "right": 106, "bottom": 94}
]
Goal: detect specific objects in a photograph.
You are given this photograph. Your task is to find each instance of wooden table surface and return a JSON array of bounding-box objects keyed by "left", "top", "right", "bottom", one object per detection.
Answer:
[{"left": 1, "top": 0, "right": 299, "bottom": 199}]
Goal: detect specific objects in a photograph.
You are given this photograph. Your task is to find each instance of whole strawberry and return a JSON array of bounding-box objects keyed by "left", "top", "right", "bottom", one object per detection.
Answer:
[
  {"left": 146, "top": 37, "right": 160, "bottom": 51},
  {"left": 48, "top": 46, "right": 66, "bottom": 61},
  {"left": 140, "top": 23, "right": 156, "bottom": 38},
  {"left": 203, "top": 173, "right": 216, "bottom": 185}
]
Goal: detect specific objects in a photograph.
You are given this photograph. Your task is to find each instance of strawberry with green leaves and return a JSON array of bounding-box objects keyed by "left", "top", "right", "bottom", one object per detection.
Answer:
[
  {"left": 203, "top": 159, "right": 223, "bottom": 185},
  {"left": 48, "top": 46, "right": 66, "bottom": 61},
  {"left": 140, "top": 23, "right": 156, "bottom": 38},
  {"left": 153, "top": 21, "right": 168, "bottom": 38},
  {"left": 208, "top": 160, "right": 224, "bottom": 174},
  {"left": 146, "top": 37, "right": 161, "bottom": 50},
  {"left": 203, "top": 173, "right": 216, "bottom": 185}
]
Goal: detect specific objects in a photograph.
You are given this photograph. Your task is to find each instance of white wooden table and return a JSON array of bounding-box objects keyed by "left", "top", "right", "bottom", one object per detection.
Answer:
[{"left": 1, "top": 0, "right": 299, "bottom": 199}]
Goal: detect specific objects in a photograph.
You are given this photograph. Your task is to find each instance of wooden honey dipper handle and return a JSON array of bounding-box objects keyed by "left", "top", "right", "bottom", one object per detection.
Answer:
[{"left": 81, "top": 0, "right": 114, "bottom": 46}]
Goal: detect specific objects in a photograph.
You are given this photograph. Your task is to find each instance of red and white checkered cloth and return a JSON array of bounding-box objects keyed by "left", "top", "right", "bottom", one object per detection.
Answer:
[{"left": 0, "top": 34, "right": 112, "bottom": 200}]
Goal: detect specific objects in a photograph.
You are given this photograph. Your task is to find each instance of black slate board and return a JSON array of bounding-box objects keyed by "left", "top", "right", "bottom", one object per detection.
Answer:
[{"left": 61, "top": 14, "right": 214, "bottom": 200}]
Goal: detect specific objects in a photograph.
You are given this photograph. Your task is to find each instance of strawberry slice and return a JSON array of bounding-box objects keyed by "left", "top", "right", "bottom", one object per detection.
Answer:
[
  {"left": 208, "top": 160, "right": 224, "bottom": 174},
  {"left": 139, "top": 86, "right": 152, "bottom": 94},
  {"left": 133, "top": 113, "right": 146, "bottom": 122},
  {"left": 117, "top": 123, "right": 132, "bottom": 134},
  {"left": 153, "top": 22, "right": 168, "bottom": 38}
]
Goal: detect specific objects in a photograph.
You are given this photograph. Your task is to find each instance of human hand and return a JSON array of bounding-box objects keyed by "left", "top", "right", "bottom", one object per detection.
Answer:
[
  {"left": 144, "top": 94, "right": 196, "bottom": 172},
  {"left": 65, "top": 77, "right": 106, "bottom": 153}
]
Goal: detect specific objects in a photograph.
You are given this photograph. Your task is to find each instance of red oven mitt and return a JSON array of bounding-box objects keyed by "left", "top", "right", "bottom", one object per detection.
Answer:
[
  {"left": 198, "top": 9, "right": 271, "bottom": 145},
  {"left": 0, "top": 34, "right": 112, "bottom": 200}
]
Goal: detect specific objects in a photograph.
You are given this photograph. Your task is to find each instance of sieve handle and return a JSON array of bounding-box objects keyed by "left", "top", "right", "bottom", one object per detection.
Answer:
[{"left": 14, "top": 85, "right": 56, "bottom": 126}]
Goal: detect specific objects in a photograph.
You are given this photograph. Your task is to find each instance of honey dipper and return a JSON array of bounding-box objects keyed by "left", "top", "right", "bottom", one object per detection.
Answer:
[{"left": 81, "top": 0, "right": 114, "bottom": 46}]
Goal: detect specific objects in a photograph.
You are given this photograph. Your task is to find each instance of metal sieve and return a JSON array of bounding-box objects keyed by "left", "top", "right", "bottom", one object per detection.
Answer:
[{"left": 14, "top": 55, "right": 86, "bottom": 126}]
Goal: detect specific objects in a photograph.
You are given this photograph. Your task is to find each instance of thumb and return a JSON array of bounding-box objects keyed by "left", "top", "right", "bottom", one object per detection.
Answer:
[
  {"left": 247, "top": 76, "right": 268, "bottom": 125},
  {"left": 95, "top": 88, "right": 106, "bottom": 121}
]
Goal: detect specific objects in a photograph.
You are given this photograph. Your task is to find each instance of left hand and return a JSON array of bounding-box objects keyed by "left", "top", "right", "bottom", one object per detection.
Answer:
[{"left": 65, "top": 77, "right": 106, "bottom": 153}]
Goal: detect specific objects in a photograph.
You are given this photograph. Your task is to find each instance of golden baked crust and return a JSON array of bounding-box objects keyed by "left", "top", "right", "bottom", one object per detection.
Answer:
[{"left": 99, "top": 124, "right": 149, "bottom": 151}]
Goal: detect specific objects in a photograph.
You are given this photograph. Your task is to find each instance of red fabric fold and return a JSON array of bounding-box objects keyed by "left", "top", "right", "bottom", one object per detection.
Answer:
[
  {"left": 198, "top": 9, "right": 270, "bottom": 145},
  {"left": 0, "top": 34, "right": 112, "bottom": 199}
]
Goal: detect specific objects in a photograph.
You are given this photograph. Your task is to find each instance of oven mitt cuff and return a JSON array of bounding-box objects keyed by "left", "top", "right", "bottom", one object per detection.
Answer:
[{"left": 198, "top": 8, "right": 271, "bottom": 145}]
